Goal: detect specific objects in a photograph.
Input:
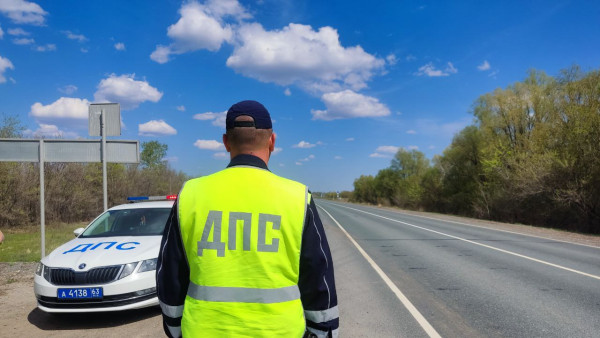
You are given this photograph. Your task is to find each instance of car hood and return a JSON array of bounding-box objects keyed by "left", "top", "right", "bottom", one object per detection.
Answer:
[{"left": 43, "top": 236, "right": 162, "bottom": 271}]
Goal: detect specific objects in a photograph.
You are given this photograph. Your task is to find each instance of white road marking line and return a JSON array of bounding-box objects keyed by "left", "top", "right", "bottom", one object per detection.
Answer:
[
  {"left": 317, "top": 205, "right": 442, "bottom": 338},
  {"left": 325, "top": 202, "right": 600, "bottom": 281},
  {"left": 334, "top": 202, "right": 599, "bottom": 250}
]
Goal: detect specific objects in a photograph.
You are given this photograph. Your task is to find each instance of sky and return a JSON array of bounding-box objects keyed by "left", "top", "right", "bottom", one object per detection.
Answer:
[{"left": 0, "top": 0, "right": 599, "bottom": 192}]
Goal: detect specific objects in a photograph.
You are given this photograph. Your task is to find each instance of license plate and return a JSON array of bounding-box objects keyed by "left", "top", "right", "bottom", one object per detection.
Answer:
[{"left": 57, "top": 287, "right": 103, "bottom": 299}]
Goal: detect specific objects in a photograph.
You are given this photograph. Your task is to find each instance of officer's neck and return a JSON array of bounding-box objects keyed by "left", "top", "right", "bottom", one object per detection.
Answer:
[{"left": 229, "top": 149, "right": 270, "bottom": 166}]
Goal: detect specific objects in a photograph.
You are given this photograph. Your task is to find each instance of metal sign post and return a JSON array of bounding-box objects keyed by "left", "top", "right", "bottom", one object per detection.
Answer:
[
  {"left": 39, "top": 140, "right": 45, "bottom": 259},
  {"left": 89, "top": 103, "right": 121, "bottom": 211},
  {"left": 102, "top": 107, "right": 107, "bottom": 211}
]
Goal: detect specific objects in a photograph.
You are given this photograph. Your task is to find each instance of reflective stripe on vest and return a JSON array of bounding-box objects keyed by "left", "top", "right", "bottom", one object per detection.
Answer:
[{"left": 188, "top": 281, "right": 300, "bottom": 303}]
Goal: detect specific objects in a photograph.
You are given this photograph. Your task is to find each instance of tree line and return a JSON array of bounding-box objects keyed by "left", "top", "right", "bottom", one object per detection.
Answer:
[
  {"left": 0, "top": 117, "right": 188, "bottom": 228},
  {"left": 351, "top": 66, "right": 599, "bottom": 234}
]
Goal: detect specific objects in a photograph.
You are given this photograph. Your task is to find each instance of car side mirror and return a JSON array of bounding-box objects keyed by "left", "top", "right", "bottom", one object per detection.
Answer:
[{"left": 73, "top": 228, "right": 84, "bottom": 237}]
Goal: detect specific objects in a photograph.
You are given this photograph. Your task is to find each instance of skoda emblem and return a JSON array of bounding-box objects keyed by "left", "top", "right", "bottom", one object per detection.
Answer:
[{"left": 78, "top": 263, "right": 86, "bottom": 270}]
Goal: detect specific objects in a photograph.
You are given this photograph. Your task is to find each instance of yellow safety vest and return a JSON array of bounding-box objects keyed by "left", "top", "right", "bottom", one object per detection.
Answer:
[{"left": 178, "top": 166, "right": 308, "bottom": 337}]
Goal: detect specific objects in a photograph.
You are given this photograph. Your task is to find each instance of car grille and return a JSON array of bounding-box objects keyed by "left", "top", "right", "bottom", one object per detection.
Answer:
[{"left": 49, "top": 266, "right": 122, "bottom": 285}]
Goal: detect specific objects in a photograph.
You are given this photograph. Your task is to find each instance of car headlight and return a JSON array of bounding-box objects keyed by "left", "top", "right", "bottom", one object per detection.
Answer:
[
  {"left": 138, "top": 258, "right": 157, "bottom": 273},
  {"left": 118, "top": 262, "right": 138, "bottom": 280},
  {"left": 35, "top": 262, "right": 44, "bottom": 276},
  {"left": 43, "top": 264, "right": 51, "bottom": 282}
]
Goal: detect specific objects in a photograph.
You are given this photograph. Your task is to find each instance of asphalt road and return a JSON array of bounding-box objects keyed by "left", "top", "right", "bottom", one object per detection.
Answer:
[{"left": 317, "top": 200, "right": 600, "bottom": 338}]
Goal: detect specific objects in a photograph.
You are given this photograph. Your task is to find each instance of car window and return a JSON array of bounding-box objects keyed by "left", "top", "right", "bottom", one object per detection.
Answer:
[{"left": 80, "top": 207, "right": 171, "bottom": 237}]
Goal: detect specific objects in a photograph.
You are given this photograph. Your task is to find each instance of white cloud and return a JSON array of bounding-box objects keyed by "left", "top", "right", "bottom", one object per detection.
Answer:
[
  {"left": 13, "top": 37, "right": 33, "bottom": 45},
  {"left": 446, "top": 62, "right": 458, "bottom": 74},
  {"left": 227, "top": 23, "right": 384, "bottom": 93},
  {"left": 23, "top": 124, "right": 79, "bottom": 138},
  {"left": 406, "top": 129, "right": 417, "bottom": 134},
  {"left": 152, "top": 1, "right": 385, "bottom": 94},
  {"left": 166, "top": 2, "right": 232, "bottom": 52},
  {"left": 405, "top": 54, "right": 417, "bottom": 61},
  {"left": 80, "top": 47, "right": 88, "bottom": 53},
  {"left": 477, "top": 60, "right": 490, "bottom": 71},
  {"left": 29, "top": 97, "right": 90, "bottom": 127},
  {"left": 151, "top": 0, "right": 250, "bottom": 63},
  {"left": 35, "top": 43, "right": 56, "bottom": 52},
  {"left": 284, "top": 88, "right": 291, "bottom": 96},
  {"left": 346, "top": 137, "right": 355, "bottom": 141},
  {"left": 176, "top": 105, "right": 186, "bottom": 111},
  {"left": 202, "top": 0, "right": 250, "bottom": 20},
  {"left": 386, "top": 54, "right": 397, "bottom": 65},
  {"left": 407, "top": 145, "right": 419, "bottom": 150},
  {"left": 295, "top": 161, "right": 302, "bottom": 166},
  {"left": 272, "top": 147, "right": 282, "bottom": 155},
  {"left": 213, "top": 152, "right": 229, "bottom": 159},
  {"left": 139, "top": 120, "right": 177, "bottom": 136},
  {"left": 0, "top": 0, "right": 47, "bottom": 25},
  {"left": 293, "top": 141, "right": 316, "bottom": 149},
  {"left": 416, "top": 62, "right": 458, "bottom": 77},
  {"left": 58, "top": 84, "right": 78, "bottom": 95},
  {"left": 334, "top": 156, "right": 342, "bottom": 160},
  {"left": 375, "top": 145, "right": 399, "bottom": 154},
  {"left": 369, "top": 153, "right": 390, "bottom": 158},
  {"left": 114, "top": 42, "right": 125, "bottom": 51},
  {"left": 0, "top": 25, "right": 3, "bottom": 39},
  {"left": 298, "top": 154, "right": 315, "bottom": 162},
  {"left": 311, "top": 90, "right": 390, "bottom": 120},
  {"left": 193, "top": 111, "right": 227, "bottom": 128},
  {"left": 150, "top": 46, "right": 171, "bottom": 64},
  {"left": 0, "top": 55, "right": 15, "bottom": 83},
  {"left": 193, "top": 139, "right": 225, "bottom": 150},
  {"left": 7, "top": 27, "right": 29, "bottom": 35},
  {"left": 94, "top": 74, "right": 163, "bottom": 110},
  {"left": 62, "top": 30, "right": 87, "bottom": 42}
]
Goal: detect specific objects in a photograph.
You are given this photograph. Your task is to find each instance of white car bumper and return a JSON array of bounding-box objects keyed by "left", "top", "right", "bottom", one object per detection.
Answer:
[{"left": 34, "top": 270, "right": 158, "bottom": 313}]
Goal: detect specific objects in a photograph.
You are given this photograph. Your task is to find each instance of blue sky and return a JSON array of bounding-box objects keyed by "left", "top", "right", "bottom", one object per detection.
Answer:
[{"left": 1, "top": 0, "right": 599, "bottom": 192}]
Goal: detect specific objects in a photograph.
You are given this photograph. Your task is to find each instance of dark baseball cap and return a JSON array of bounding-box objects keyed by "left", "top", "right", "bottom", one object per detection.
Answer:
[{"left": 225, "top": 100, "right": 272, "bottom": 130}]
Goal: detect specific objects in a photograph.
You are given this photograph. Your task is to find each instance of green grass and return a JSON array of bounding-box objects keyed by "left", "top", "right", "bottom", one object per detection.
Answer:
[{"left": 0, "top": 222, "right": 87, "bottom": 262}]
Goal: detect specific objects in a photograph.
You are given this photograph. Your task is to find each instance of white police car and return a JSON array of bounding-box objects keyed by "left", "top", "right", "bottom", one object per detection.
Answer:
[{"left": 34, "top": 196, "right": 175, "bottom": 313}]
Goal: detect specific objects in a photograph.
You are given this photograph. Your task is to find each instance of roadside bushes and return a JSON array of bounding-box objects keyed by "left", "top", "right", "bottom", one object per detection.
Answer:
[{"left": 352, "top": 66, "right": 600, "bottom": 234}]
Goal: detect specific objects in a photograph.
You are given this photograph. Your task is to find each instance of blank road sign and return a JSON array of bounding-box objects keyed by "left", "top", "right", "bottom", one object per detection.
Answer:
[
  {"left": 89, "top": 103, "right": 121, "bottom": 136},
  {"left": 0, "top": 139, "right": 139, "bottom": 163},
  {"left": 0, "top": 139, "right": 39, "bottom": 162}
]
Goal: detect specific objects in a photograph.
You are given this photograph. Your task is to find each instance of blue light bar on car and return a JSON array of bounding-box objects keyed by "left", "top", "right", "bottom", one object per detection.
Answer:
[
  {"left": 127, "top": 196, "right": 148, "bottom": 201},
  {"left": 127, "top": 195, "right": 177, "bottom": 202}
]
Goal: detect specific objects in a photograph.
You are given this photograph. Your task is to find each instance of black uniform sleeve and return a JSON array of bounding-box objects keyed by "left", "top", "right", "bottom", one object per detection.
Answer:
[
  {"left": 156, "top": 200, "right": 189, "bottom": 338},
  {"left": 298, "top": 197, "right": 339, "bottom": 338}
]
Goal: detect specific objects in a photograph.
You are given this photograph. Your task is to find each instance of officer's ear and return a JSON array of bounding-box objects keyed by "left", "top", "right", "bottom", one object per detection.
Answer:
[
  {"left": 269, "top": 132, "right": 276, "bottom": 153},
  {"left": 223, "top": 133, "right": 232, "bottom": 152}
]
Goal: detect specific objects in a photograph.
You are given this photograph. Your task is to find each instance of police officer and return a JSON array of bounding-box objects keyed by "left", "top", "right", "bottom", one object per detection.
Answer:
[{"left": 157, "top": 100, "right": 338, "bottom": 337}]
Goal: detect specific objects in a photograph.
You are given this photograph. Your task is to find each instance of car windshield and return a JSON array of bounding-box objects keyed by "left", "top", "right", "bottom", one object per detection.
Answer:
[{"left": 80, "top": 207, "right": 171, "bottom": 238}]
